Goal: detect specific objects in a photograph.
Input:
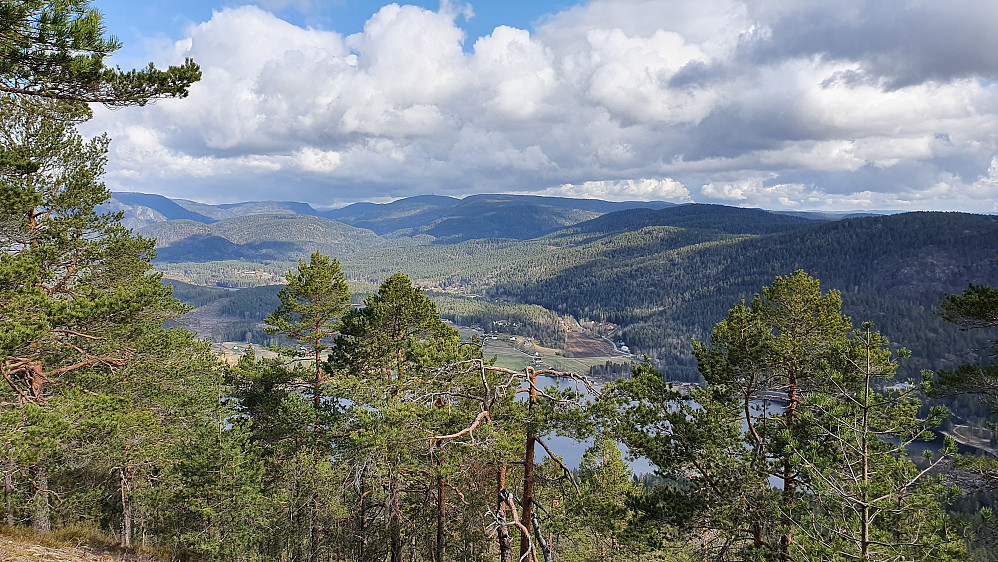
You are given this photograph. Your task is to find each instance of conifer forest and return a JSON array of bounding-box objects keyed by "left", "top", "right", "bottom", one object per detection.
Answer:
[{"left": 4, "top": 2, "right": 998, "bottom": 561}]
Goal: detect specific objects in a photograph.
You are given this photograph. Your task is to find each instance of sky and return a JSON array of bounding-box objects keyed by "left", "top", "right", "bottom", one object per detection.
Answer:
[{"left": 81, "top": 0, "right": 998, "bottom": 212}]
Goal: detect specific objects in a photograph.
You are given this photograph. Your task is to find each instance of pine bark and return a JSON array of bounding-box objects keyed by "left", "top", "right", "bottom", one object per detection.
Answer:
[
  {"left": 435, "top": 454, "right": 445, "bottom": 562},
  {"left": 120, "top": 465, "right": 134, "bottom": 548},
  {"left": 497, "top": 464, "right": 512, "bottom": 562},
  {"left": 519, "top": 368, "right": 538, "bottom": 560},
  {"left": 389, "top": 471, "right": 403, "bottom": 562},
  {"left": 4, "top": 467, "right": 14, "bottom": 527},
  {"left": 780, "top": 372, "right": 798, "bottom": 562},
  {"left": 31, "top": 463, "right": 50, "bottom": 533}
]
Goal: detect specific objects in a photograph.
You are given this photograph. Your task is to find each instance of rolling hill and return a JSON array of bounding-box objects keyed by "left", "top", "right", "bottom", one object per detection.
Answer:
[
  {"left": 112, "top": 192, "right": 679, "bottom": 242},
  {"left": 153, "top": 197, "right": 997, "bottom": 385},
  {"left": 142, "top": 214, "right": 387, "bottom": 263},
  {"left": 486, "top": 210, "right": 998, "bottom": 377},
  {"left": 171, "top": 198, "right": 324, "bottom": 220},
  {"left": 99, "top": 192, "right": 216, "bottom": 229}
]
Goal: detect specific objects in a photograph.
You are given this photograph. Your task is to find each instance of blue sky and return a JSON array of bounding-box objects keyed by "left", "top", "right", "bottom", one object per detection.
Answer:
[
  {"left": 82, "top": 1, "right": 998, "bottom": 212},
  {"left": 98, "top": 1, "right": 566, "bottom": 60}
]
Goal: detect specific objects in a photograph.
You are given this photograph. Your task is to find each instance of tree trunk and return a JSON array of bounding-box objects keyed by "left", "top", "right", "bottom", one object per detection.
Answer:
[
  {"left": 4, "top": 466, "right": 14, "bottom": 527},
  {"left": 31, "top": 462, "right": 50, "bottom": 533},
  {"left": 435, "top": 453, "right": 445, "bottom": 562},
  {"left": 860, "top": 346, "right": 872, "bottom": 560},
  {"left": 519, "top": 368, "right": 538, "bottom": 560},
  {"left": 780, "top": 373, "right": 798, "bottom": 562},
  {"left": 120, "top": 465, "right": 134, "bottom": 548},
  {"left": 390, "top": 471, "right": 403, "bottom": 562},
  {"left": 310, "top": 492, "right": 320, "bottom": 562},
  {"left": 497, "top": 464, "right": 512, "bottom": 562},
  {"left": 313, "top": 336, "right": 322, "bottom": 412},
  {"left": 531, "top": 510, "right": 552, "bottom": 562},
  {"left": 358, "top": 475, "right": 368, "bottom": 562}
]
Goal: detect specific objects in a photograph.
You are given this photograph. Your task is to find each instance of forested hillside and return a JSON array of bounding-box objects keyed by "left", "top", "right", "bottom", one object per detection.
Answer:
[
  {"left": 490, "top": 211, "right": 998, "bottom": 378},
  {"left": 143, "top": 214, "right": 388, "bottom": 262},
  {"left": 156, "top": 202, "right": 998, "bottom": 382},
  {"left": 113, "top": 191, "right": 677, "bottom": 241}
]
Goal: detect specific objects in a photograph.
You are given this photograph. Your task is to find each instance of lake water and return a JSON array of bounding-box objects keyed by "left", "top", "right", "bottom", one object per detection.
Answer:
[
  {"left": 527, "top": 375, "right": 654, "bottom": 475},
  {"left": 528, "top": 376, "right": 951, "bottom": 478}
]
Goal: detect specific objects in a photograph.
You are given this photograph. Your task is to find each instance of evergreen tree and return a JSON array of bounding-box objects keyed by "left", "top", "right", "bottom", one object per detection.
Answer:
[
  {"left": 693, "top": 270, "right": 853, "bottom": 559},
  {"left": 0, "top": 0, "right": 200, "bottom": 105},
  {"left": 0, "top": 3, "right": 217, "bottom": 551},
  {"left": 262, "top": 254, "right": 352, "bottom": 560},
  {"left": 563, "top": 434, "right": 639, "bottom": 560},
  {"left": 791, "top": 323, "right": 965, "bottom": 561},
  {"left": 603, "top": 359, "right": 766, "bottom": 560},
  {"left": 266, "top": 252, "right": 350, "bottom": 414},
  {"left": 330, "top": 272, "right": 462, "bottom": 382},
  {"left": 607, "top": 272, "right": 967, "bottom": 561},
  {"left": 0, "top": 96, "right": 183, "bottom": 404},
  {"left": 327, "top": 272, "right": 488, "bottom": 561}
]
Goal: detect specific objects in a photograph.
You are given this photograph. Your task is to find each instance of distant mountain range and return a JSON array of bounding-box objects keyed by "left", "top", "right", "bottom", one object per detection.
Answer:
[
  {"left": 105, "top": 192, "right": 998, "bottom": 381},
  {"left": 105, "top": 192, "right": 684, "bottom": 242}
]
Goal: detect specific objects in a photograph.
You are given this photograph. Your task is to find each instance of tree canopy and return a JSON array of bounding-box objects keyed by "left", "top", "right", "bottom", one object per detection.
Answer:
[{"left": 0, "top": 0, "right": 200, "bottom": 106}]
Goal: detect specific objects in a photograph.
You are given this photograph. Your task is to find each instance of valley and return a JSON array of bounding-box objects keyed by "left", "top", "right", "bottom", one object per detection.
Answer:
[{"left": 134, "top": 192, "right": 998, "bottom": 384}]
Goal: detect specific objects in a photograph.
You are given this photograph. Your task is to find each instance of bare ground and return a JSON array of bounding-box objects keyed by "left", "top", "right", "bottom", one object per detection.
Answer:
[{"left": 564, "top": 330, "right": 616, "bottom": 357}]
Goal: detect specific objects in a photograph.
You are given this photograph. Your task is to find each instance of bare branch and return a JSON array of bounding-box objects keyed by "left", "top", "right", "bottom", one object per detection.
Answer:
[{"left": 534, "top": 436, "right": 580, "bottom": 493}]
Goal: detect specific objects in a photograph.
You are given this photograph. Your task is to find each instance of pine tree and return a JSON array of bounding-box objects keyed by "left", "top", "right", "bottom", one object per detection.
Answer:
[
  {"left": 329, "top": 272, "right": 462, "bottom": 382},
  {"left": 326, "top": 272, "right": 511, "bottom": 561},
  {"left": 607, "top": 272, "right": 967, "bottom": 561},
  {"left": 0, "top": 96, "right": 183, "bottom": 405},
  {"left": 0, "top": 3, "right": 209, "bottom": 547},
  {"left": 262, "top": 254, "right": 352, "bottom": 560},
  {"left": 790, "top": 323, "right": 965, "bottom": 561},
  {"left": 603, "top": 359, "right": 765, "bottom": 560},
  {"left": 693, "top": 270, "right": 853, "bottom": 559},
  {"left": 564, "top": 434, "right": 639, "bottom": 560},
  {"left": 0, "top": 0, "right": 200, "bottom": 105},
  {"left": 266, "top": 252, "right": 350, "bottom": 414}
]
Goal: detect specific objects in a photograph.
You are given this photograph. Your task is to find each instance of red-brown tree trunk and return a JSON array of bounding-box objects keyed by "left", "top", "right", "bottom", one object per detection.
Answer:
[
  {"left": 519, "top": 368, "right": 538, "bottom": 560},
  {"left": 436, "top": 453, "right": 445, "bottom": 562},
  {"left": 497, "top": 464, "right": 512, "bottom": 562}
]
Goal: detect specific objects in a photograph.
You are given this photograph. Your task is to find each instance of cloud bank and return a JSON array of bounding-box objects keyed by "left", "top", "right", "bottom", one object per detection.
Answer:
[{"left": 86, "top": 0, "right": 998, "bottom": 211}]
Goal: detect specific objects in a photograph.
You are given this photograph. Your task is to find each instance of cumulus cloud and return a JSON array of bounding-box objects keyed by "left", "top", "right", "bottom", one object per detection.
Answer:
[
  {"left": 85, "top": 0, "right": 998, "bottom": 211},
  {"left": 538, "top": 178, "right": 691, "bottom": 202}
]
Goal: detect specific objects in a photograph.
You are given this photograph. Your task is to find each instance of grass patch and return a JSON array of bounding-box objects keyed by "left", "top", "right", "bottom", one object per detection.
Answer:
[{"left": 0, "top": 525, "right": 185, "bottom": 561}]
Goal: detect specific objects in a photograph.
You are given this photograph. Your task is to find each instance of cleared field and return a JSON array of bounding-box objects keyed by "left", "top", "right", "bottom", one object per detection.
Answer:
[
  {"left": 479, "top": 333, "right": 632, "bottom": 375},
  {"left": 214, "top": 323, "right": 632, "bottom": 375}
]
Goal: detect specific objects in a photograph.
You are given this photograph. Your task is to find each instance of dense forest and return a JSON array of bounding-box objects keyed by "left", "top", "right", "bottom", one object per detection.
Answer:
[{"left": 6, "top": 3, "right": 998, "bottom": 562}]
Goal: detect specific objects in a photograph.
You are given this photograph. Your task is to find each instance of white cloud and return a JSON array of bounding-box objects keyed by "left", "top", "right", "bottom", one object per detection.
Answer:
[
  {"left": 471, "top": 26, "right": 557, "bottom": 120},
  {"left": 84, "top": 1, "right": 998, "bottom": 211},
  {"left": 295, "top": 147, "right": 342, "bottom": 173},
  {"left": 540, "top": 178, "right": 691, "bottom": 201}
]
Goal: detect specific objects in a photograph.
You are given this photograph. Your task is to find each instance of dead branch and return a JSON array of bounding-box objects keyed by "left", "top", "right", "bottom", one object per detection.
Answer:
[
  {"left": 430, "top": 411, "right": 491, "bottom": 442},
  {"left": 445, "top": 482, "right": 469, "bottom": 505},
  {"left": 534, "top": 436, "right": 579, "bottom": 493},
  {"left": 51, "top": 329, "right": 105, "bottom": 341},
  {"left": 501, "top": 490, "right": 537, "bottom": 562},
  {"left": 50, "top": 356, "right": 126, "bottom": 376}
]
